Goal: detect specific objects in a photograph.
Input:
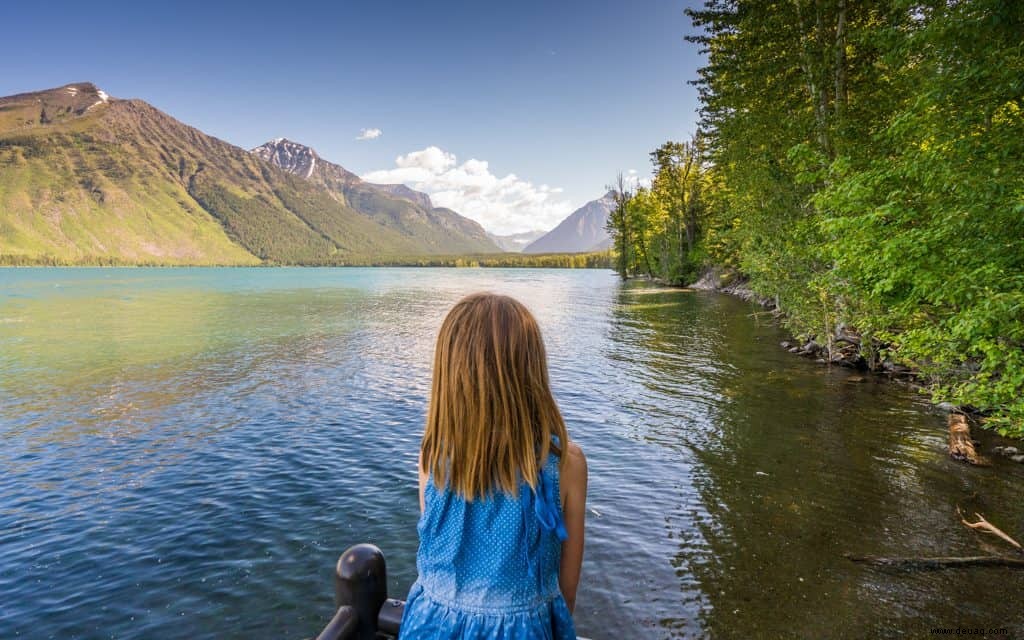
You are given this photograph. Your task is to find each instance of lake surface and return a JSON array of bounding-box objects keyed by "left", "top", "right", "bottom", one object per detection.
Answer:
[{"left": 2, "top": 267, "right": 1023, "bottom": 639}]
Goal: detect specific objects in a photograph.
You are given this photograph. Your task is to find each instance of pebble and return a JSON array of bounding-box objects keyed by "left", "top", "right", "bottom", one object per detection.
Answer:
[
  {"left": 1011, "top": 455, "right": 1024, "bottom": 464},
  {"left": 1003, "top": 446, "right": 1019, "bottom": 456}
]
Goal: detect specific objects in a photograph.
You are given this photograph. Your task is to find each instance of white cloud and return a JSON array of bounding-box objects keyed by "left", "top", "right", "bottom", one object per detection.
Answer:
[
  {"left": 356, "top": 128, "right": 383, "bottom": 141},
  {"left": 362, "top": 146, "right": 574, "bottom": 235},
  {"left": 623, "top": 170, "right": 652, "bottom": 190}
]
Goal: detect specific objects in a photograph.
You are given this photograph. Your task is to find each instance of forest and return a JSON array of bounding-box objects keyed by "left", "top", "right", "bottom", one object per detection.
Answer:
[
  {"left": 605, "top": 0, "right": 1024, "bottom": 435},
  {"left": 0, "top": 250, "right": 613, "bottom": 269}
]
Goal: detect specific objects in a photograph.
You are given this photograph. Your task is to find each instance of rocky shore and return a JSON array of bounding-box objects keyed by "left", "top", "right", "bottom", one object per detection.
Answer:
[
  {"left": 686, "top": 268, "right": 1024, "bottom": 457},
  {"left": 691, "top": 268, "right": 910, "bottom": 372}
]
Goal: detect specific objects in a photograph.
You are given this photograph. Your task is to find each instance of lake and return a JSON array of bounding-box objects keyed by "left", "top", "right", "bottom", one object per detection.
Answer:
[{"left": 2, "top": 267, "right": 1023, "bottom": 638}]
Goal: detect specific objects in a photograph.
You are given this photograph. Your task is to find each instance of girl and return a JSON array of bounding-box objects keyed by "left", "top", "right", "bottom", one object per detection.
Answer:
[{"left": 400, "top": 293, "right": 588, "bottom": 639}]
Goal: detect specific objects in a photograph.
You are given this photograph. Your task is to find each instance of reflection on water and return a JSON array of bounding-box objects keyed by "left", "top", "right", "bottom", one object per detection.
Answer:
[{"left": 1, "top": 268, "right": 1022, "bottom": 638}]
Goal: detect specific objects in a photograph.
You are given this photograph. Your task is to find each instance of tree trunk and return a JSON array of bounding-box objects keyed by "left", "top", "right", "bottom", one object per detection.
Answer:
[{"left": 834, "top": 0, "right": 848, "bottom": 119}]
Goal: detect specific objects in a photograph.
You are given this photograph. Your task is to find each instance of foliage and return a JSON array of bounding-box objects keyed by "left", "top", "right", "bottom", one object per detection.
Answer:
[
  {"left": 811, "top": 0, "right": 1024, "bottom": 433},
  {"left": 620, "top": 0, "right": 1024, "bottom": 434},
  {"left": 324, "top": 251, "right": 612, "bottom": 268},
  {"left": 605, "top": 138, "right": 709, "bottom": 284}
]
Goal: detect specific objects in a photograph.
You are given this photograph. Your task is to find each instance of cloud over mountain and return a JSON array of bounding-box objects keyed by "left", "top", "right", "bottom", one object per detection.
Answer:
[
  {"left": 362, "top": 146, "right": 573, "bottom": 235},
  {"left": 356, "top": 128, "right": 382, "bottom": 140}
]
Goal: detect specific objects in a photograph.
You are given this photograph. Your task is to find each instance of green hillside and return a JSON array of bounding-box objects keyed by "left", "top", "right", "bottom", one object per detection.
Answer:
[
  {"left": 0, "top": 85, "right": 258, "bottom": 264},
  {"left": 0, "top": 83, "right": 489, "bottom": 264}
]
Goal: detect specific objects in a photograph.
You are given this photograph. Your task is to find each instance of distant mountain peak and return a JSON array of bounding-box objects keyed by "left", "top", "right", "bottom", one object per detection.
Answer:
[
  {"left": 253, "top": 139, "right": 436, "bottom": 211},
  {"left": 250, "top": 136, "right": 499, "bottom": 253},
  {"left": 252, "top": 138, "right": 320, "bottom": 179},
  {"left": 61, "top": 81, "right": 103, "bottom": 94},
  {"left": 66, "top": 83, "right": 110, "bottom": 103},
  {"left": 0, "top": 82, "right": 115, "bottom": 130},
  {"left": 523, "top": 192, "right": 615, "bottom": 254}
]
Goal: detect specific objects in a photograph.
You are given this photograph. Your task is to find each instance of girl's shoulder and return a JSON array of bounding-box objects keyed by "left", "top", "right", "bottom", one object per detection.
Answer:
[
  {"left": 559, "top": 441, "right": 587, "bottom": 497},
  {"left": 562, "top": 440, "right": 586, "bottom": 467}
]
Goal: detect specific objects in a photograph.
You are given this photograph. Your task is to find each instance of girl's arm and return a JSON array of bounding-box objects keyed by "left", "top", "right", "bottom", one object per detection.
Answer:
[{"left": 559, "top": 441, "right": 588, "bottom": 613}]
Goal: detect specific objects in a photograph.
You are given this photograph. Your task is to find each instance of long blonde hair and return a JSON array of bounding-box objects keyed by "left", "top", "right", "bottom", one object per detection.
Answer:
[{"left": 421, "top": 292, "right": 568, "bottom": 499}]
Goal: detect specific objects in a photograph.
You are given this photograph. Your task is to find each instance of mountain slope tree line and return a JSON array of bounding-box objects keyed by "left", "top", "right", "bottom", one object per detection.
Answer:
[{"left": 606, "top": 0, "right": 1024, "bottom": 435}]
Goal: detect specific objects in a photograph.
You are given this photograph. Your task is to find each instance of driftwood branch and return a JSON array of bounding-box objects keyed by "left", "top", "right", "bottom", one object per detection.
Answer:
[
  {"left": 847, "top": 506, "right": 1024, "bottom": 570},
  {"left": 958, "top": 507, "right": 1023, "bottom": 552},
  {"left": 844, "top": 553, "right": 1024, "bottom": 569}
]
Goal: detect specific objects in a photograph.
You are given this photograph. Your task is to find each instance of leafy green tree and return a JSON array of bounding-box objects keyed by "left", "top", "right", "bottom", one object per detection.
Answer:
[
  {"left": 681, "top": 0, "right": 1024, "bottom": 433},
  {"left": 606, "top": 173, "right": 636, "bottom": 278},
  {"left": 813, "top": 0, "right": 1024, "bottom": 432}
]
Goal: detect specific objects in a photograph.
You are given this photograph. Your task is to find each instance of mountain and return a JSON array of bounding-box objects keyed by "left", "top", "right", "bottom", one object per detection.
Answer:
[
  {"left": 371, "top": 183, "right": 432, "bottom": 210},
  {"left": 487, "top": 230, "right": 547, "bottom": 253},
  {"left": 0, "top": 83, "right": 496, "bottom": 264},
  {"left": 251, "top": 139, "right": 498, "bottom": 254},
  {"left": 523, "top": 191, "right": 616, "bottom": 254},
  {"left": 0, "top": 83, "right": 258, "bottom": 264}
]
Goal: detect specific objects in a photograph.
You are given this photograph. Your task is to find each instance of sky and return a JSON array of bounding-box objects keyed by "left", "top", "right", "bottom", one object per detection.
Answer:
[{"left": 2, "top": 0, "right": 705, "bottom": 235}]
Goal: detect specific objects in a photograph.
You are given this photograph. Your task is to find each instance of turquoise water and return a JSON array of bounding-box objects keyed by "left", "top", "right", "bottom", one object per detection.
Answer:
[{"left": 1, "top": 267, "right": 1022, "bottom": 638}]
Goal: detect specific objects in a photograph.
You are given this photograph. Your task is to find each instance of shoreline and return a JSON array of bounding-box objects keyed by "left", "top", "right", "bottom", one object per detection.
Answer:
[{"left": 636, "top": 268, "right": 1024, "bottom": 455}]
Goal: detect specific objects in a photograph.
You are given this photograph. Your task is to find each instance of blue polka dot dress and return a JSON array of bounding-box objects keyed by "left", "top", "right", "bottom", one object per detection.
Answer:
[{"left": 398, "top": 451, "right": 577, "bottom": 639}]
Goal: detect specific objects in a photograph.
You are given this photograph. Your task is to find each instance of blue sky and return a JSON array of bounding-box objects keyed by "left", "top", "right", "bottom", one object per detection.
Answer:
[{"left": 3, "top": 0, "right": 704, "bottom": 234}]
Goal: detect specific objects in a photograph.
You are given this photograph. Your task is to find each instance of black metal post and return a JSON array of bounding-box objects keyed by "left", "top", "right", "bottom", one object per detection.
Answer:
[
  {"left": 377, "top": 598, "right": 405, "bottom": 635},
  {"left": 335, "top": 543, "right": 388, "bottom": 640},
  {"left": 315, "top": 605, "right": 358, "bottom": 640}
]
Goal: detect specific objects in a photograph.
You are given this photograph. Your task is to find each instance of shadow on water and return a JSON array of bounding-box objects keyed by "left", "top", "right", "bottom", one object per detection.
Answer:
[
  {"left": 602, "top": 282, "right": 1024, "bottom": 638},
  {"left": 1, "top": 270, "right": 1022, "bottom": 638}
]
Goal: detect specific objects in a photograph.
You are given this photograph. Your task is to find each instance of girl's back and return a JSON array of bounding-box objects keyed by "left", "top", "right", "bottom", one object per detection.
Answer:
[
  {"left": 399, "top": 293, "right": 585, "bottom": 640},
  {"left": 401, "top": 452, "right": 574, "bottom": 638}
]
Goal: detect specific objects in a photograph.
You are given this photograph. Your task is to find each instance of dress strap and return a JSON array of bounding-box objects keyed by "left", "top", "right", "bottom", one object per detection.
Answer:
[{"left": 533, "top": 461, "right": 568, "bottom": 541}]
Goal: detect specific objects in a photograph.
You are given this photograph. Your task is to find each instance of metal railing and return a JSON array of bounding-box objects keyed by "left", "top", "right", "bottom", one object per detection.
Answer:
[{"left": 316, "top": 544, "right": 404, "bottom": 640}]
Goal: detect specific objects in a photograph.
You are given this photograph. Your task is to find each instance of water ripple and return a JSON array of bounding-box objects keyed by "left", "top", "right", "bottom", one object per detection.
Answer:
[{"left": 1, "top": 268, "right": 1022, "bottom": 639}]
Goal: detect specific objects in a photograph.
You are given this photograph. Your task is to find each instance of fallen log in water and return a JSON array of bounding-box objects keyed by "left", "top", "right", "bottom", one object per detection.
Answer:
[
  {"left": 948, "top": 413, "right": 989, "bottom": 465},
  {"left": 847, "top": 507, "right": 1024, "bottom": 571},
  {"left": 844, "top": 553, "right": 1024, "bottom": 569}
]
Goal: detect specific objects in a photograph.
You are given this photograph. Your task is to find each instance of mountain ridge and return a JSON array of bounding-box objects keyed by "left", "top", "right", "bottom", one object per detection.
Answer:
[
  {"left": 250, "top": 138, "right": 498, "bottom": 254},
  {"left": 0, "top": 83, "right": 498, "bottom": 263}
]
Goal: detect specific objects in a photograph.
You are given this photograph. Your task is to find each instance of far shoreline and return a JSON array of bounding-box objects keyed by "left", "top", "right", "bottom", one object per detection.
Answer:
[{"left": 0, "top": 251, "right": 614, "bottom": 270}]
